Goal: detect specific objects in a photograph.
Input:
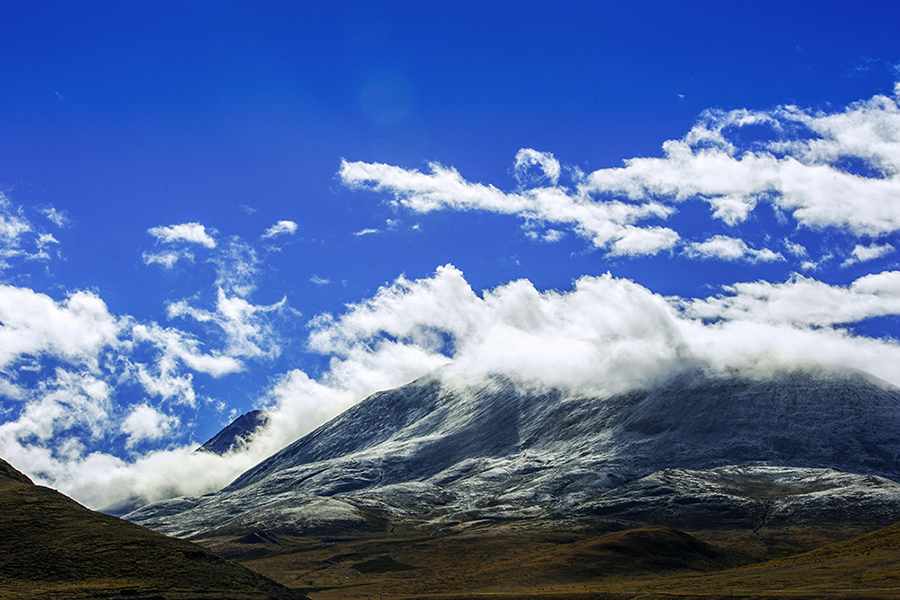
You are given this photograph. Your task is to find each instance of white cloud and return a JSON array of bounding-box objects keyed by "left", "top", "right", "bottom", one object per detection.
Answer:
[
  {"left": 339, "top": 158, "right": 678, "bottom": 256},
  {"left": 783, "top": 239, "right": 808, "bottom": 258},
  {"left": 514, "top": 148, "right": 561, "bottom": 186},
  {"left": 166, "top": 288, "right": 285, "bottom": 361},
  {"left": 212, "top": 237, "right": 259, "bottom": 298},
  {"left": 142, "top": 250, "right": 192, "bottom": 269},
  {"left": 340, "top": 86, "right": 900, "bottom": 255},
  {"left": 310, "top": 275, "right": 330, "bottom": 285},
  {"left": 842, "top": 242, "right": 895, "bottom": 267},
  {"left": 148, "top": 223, "right": 217, "bottom": 248},
  {"left": 293, "top": 265, "right": 900, "bottom": 411},
  {"left": 678, "top": 271, "right": 900, "bottom": 327},
  {"left": 129, "top": 322, "right": 244, "bottom": 380},
  {"left": 0, "top": 193, "right": 32, "bottom": 249},
  {"left": 0, "top": 193, "right": 61, "bottom": 269},
  {"left": 262, "top": 220, "right": 298, "bottom": 238},
  {"left": 0, "top": 286, "right": 119, "bottom": 370},
  {"left": 684, "top": 235, "right": 784, "bottom": 263},
  {"left": 581, "top": 90, "right": 900, "bottom": 236},
  {"left": 121, "top": 404, "right": 177, "bottom": 448},
  {"left": 7, "top": 264, "right": 900, "bottom": 512},
  {"left": 41, "top": 206, "right": 69, "bottom": 228},
  {"left": 0, "top": 370, "right": 112, "bottom": 443},
  {"left": 354, "top": 228, "right": 381, "bottom": 236}
]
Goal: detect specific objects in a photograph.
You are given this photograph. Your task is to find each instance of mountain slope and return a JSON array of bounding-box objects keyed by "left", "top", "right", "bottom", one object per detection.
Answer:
[
  {"left": 198, "top": 409, "right": 269, "bottom": 455},
  {"left": 127, "top": 368, "right": 900, "bottom": 538},
  {"left": 0, "top": 457, "right": 306, "bottom": 600}
]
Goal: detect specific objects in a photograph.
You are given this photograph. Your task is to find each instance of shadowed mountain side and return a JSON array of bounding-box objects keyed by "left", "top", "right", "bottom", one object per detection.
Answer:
[
  {"left": 0, "top": 458, "right": 306, "bottom": 600},
  {"left": 127, "top": 368, "right": 900, "bottom": 538},
  {"left": 197, "top": 409, "right": 269, "bottom": 455},
  {"left": 575, "top": 465, "right": 900, "bottom": 532}
]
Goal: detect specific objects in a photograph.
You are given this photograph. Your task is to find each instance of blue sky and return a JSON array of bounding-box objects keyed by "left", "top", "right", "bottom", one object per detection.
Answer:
[{"left": 1, "top": 0, "right": 900, "bottom": 510}]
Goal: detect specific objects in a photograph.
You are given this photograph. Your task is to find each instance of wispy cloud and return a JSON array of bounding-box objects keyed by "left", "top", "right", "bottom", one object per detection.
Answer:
[
  {"left": 514, "top": 148, "right": 561, "bottom": 186},
  {"left": 142, "top": 250, "right": 192, "bottom": 269},
  {"left": 339, "top": 156, "right": 678, "bottom": 256},
  {"left": 167, "top": 288, "right": 285, "bottom": 361},
  {"left": 262, "top": 220, "right": 298, "bottom": 238},
  {"left": 41, "top": 206, "right": 69, "bottom": 228},
  {"left": 353, "top": 228, "right": 381, "bottom": 236},
  {"left": 310, "top": 275, "right": 330, "bottom": 285},
  {"left": 0, "top": 193, "right": 60, "bottom": 269}
]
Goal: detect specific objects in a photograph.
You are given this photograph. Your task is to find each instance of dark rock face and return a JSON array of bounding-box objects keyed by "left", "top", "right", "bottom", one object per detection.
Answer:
[
  {"left": 0, "top": 458, "right": 307, "bottom": 599},
  {"left": 198, "top": 409, "right": 269, "bottom": 455},
  {"left": 574, "top": 465, "right": 900, "bottom": 531},
  {"left": 127, "top": 368, "right": 900, "bottom": 538}
]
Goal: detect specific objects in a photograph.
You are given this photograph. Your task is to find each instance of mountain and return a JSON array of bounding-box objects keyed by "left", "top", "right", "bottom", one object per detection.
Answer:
[
  {"left": 126, "top": 368, "right": 900, "bottom": 539},
  {"left": 197, "top": 409, "right": 269, "bottom": 455},
  {"left": 0, "top": 457, "right": 306, "bottom": 600}
]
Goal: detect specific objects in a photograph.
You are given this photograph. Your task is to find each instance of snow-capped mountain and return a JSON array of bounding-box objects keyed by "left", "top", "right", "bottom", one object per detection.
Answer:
[{"left": 127, "top": 368, "right": 900, "bottom": 538}]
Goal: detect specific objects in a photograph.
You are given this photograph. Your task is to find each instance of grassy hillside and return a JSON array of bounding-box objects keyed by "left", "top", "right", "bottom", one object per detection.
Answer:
[
  {"left": 197, "top": 518, "right": 900, "bottom": 599},
  {"left": 0, "top": 458, "right": 306, "bottom": 600}
]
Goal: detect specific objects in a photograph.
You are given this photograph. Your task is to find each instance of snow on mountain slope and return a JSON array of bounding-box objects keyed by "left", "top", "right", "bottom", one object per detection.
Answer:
[{"left": 126, "top": 368, "right": 900, "bottom": 538}]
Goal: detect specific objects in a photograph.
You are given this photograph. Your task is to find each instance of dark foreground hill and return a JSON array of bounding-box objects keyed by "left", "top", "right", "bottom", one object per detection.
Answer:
[{"left": 0, "top": 458, "right": 306, "bottom": 600}]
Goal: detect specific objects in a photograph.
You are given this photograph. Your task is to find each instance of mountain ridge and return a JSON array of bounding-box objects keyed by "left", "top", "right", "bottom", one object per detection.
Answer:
[{"left": 127, "top": 367, "right": 900, "bottom": 539}]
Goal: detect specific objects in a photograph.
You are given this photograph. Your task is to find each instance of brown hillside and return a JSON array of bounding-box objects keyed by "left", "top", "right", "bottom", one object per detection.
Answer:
[
  {"left": 0, "top": 458, "right": 307, "bottom": 600},
  {"left": 639, "top": 519, "right": 900, "bottom": 598}
]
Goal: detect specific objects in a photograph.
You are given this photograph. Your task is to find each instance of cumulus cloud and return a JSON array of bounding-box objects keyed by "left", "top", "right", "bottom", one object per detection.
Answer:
[
  {"left": 148, "top": 223, "right": 217, "bottom": 248},
  {"left": 0, "top": 286, "right": 119, "bottom": 370},
  {"left": 262, "top": 220, "right": 298, "bottom": 238},
  {"left": 684, "top": 235, "right": 784, "bottom": 263},
  {"left": 581, "top": 89, "right": 900, "bottom": 235},
  {"left": 121, "top": 404, "right": 178, "bottom": 448},
  {"left": 842, "top": 242, "right": 895, "bottom": 266}
]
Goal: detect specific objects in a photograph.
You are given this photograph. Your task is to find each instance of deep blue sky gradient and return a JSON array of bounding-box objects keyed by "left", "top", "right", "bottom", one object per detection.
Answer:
[{"left": 1, "top": 1, "right": 899, "bottom": 496}]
